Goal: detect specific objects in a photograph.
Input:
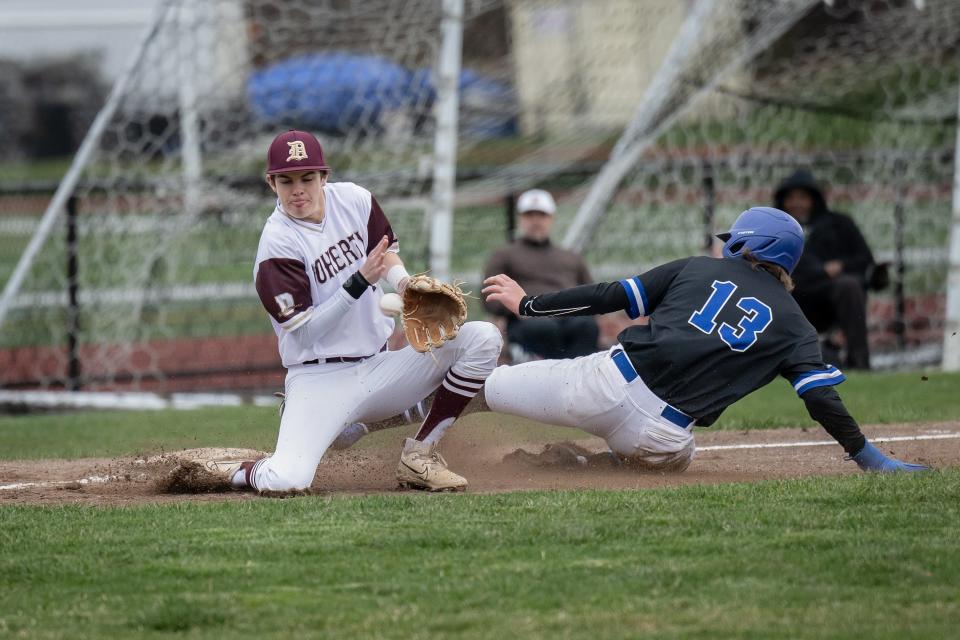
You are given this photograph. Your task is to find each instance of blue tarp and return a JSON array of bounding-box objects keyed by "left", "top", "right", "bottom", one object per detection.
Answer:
[
  {"left": 457, "top": 67, "right": 517, "bottom": 138},
  {"left": 248, "top": 52, "right": 516, "bottom": 138}
]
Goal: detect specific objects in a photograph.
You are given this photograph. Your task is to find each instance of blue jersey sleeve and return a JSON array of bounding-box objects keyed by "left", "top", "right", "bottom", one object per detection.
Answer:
[
  {"left": 780, "top": 330, "right": 846, "bottom": 396},
  {"left": 620, "top": 258, "right": 691, "bottom": 319}
]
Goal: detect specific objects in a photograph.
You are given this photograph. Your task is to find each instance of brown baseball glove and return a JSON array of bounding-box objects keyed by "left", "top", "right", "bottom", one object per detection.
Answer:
[{"left": 401, "top": 275, "right": 468, "bottom": 352}]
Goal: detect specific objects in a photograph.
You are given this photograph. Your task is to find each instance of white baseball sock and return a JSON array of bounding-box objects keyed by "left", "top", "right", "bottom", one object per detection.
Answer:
[{"left": 421, "top": 417, "right": 455, "bottom": 445}]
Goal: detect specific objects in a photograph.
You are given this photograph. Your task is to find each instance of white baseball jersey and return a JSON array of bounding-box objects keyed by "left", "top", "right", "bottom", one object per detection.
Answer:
[{"left": 254, "top": 181, "right": 397, "bottom": 367}]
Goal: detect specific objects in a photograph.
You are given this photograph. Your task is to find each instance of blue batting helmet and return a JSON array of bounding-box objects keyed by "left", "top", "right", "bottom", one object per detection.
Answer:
[{"left": 717, "top": 207, "right": 804, "bottom": 274}]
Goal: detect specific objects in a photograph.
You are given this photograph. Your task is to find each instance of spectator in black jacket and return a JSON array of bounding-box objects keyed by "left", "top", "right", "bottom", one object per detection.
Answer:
[{"left": 774, "top": 169, "right": 875, "bottom": 369}]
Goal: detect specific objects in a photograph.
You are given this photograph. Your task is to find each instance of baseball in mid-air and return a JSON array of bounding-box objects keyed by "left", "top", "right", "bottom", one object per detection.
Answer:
[{"left": 379, "top": 292, "right": 403, "bottom": 317}]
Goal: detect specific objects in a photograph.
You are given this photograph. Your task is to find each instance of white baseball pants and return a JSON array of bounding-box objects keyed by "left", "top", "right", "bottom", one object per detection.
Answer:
[
  {"left": 251, "top": 321, "right": 502, "bottom": 491},
  {"left": 485, "top": 346, "right": 696, "bottom": 470}
]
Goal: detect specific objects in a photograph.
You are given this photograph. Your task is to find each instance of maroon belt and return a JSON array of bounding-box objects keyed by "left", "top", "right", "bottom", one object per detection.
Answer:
[{"left": 302, "top": 343, "right": 387, "bottom": 366}]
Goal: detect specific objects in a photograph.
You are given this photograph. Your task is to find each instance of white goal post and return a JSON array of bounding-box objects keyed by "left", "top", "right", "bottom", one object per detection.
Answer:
[{"left": 944, "top": 86, "right": 960, "bottom": 371}]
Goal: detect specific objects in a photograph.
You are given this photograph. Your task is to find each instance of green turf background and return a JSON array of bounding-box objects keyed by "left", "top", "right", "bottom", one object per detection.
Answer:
[
  {"left": 2, "top": 472, "right": 958, "bottom": 639},
  {"left": 1, "top": 369, "right": 956, "bottom": 461},
  {"left": 1, "top": 339, "right": 958, "bottom": 640}
]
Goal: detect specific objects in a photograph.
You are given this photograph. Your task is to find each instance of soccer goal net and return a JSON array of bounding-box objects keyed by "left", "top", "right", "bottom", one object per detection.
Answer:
[
  {"left": 563, "top": 0, "right": 959, "bottom": 369},
  {"left": 0, "top": 0, "right": 957, "bottom": 392}
]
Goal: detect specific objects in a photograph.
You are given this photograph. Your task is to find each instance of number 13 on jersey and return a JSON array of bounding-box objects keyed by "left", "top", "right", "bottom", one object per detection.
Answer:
[{"left": 688, "top": 280, "right": 773, "bottom": 352}]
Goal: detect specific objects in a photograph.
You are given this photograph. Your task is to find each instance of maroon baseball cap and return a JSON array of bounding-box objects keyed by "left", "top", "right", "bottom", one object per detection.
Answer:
[{"left": 266, "top": 129, "right": 331, "bottom": 175}]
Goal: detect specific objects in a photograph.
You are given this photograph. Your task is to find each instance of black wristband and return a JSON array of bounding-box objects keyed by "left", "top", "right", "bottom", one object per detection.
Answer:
[{"left": 342, "top": 271, "right": 372, "bottom": 299}]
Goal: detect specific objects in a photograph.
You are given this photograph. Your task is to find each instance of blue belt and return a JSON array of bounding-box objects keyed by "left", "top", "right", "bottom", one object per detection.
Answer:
[{"left": 611, "top": 349, "right": 694, "bottom": 430}]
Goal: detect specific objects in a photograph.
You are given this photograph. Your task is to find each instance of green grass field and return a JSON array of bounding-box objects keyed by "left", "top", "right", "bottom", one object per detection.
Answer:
[
  {"left": 2, "top": 474, "right": 958, "bottom": 638},
  {"left": 1, "top": 370, "right": 959, "bottom": 638},
  {"left": 1, "top": 370, "right": 957, "bottom": 461}
]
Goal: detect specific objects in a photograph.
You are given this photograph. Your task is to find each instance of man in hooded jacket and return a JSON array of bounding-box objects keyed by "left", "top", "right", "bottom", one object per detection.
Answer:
[{"left": 773, "top": 169, "right": 875, "bottom": 369}]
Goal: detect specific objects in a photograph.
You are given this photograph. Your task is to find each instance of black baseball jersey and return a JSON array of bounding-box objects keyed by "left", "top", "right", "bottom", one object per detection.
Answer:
[{"left": 519, "top": 256, "right": 858, "bottom": 445}]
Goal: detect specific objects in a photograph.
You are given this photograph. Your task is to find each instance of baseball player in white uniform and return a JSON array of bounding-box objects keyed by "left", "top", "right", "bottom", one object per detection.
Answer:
[{"left": 202, "top": 130, "right": 501, "bottom": 492}]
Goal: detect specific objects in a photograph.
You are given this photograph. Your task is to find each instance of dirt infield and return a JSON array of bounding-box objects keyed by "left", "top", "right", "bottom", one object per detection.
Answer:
[{"left": 1, "top": 421, "right": 958, "bottom": 506}]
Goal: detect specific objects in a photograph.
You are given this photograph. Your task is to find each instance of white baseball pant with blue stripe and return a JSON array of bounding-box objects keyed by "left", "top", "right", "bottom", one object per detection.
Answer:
[{"left": 485, "top": 346, "right": 695, "bottom": 471}]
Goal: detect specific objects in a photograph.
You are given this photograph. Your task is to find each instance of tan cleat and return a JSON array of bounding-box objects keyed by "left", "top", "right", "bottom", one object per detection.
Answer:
[{"left": 396, "top": 438, "right": 467, "bottom": 492}]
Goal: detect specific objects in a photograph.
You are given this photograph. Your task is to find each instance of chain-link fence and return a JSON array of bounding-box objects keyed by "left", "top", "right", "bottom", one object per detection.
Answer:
[{"left": 0, "top": 0, "right": 957, "bottom": 391}]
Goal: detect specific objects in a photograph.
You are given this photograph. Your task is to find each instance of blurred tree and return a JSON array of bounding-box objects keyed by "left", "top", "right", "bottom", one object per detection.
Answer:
[{"left": 0, "top": 53, "right": 107, "bottom": 163}]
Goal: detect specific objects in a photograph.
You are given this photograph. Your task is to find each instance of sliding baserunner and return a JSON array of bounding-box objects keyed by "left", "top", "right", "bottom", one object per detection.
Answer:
[{"left": 480, "top": 207, "right": 929, "bottom": 473}]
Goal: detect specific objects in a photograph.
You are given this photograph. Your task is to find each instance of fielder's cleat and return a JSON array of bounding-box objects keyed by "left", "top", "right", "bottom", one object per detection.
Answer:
[
  {"left": 330, "top": 422, "right": 369, "bottom": 450},
  {"left": 396, "top": 437, "right": 467, "bottom": 492}
]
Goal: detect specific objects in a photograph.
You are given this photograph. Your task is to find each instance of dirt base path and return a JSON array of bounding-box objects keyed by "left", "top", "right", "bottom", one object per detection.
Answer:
[{"left": 2, "top": 422, "right": 958, "bottom": 506}]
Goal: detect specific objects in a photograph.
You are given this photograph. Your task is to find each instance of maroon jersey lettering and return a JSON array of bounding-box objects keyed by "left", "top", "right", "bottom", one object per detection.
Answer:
[
  {"left": 338, "top": 239, "right": 360, "bottom": 262},
  {"left": 329, "top": 244, "right": 346, "bottom": 270},
  {"left": 319, "top": 253, "right": 335, "bottom": 282},
  {"left": 312, "top": 231, "right": 365, "bottom": 285}
]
